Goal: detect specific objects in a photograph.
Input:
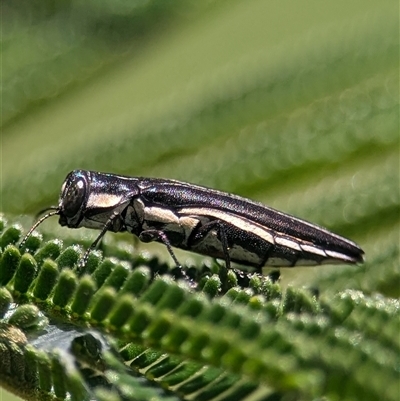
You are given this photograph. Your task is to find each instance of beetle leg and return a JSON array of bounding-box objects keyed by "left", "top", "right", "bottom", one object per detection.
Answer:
[
  {"left": 140, "top": 229, "right": 181, "bottom": 266},
  {"left": 190, "top": 220, "right": 233, "bottom": 291},
  {"left": 139, "top": 229, "right": 194, "bottom": 284},
  {"left": 190, "top": 220, "right": 231, "bottom": 270},
  {"left": 77, "top": 213, "right": 118, "bottom": 271}
]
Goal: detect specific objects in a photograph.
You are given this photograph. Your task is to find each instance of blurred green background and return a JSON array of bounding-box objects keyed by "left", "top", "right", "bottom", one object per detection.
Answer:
[{"left": 1, "top": 1, "right": 399, "bottom": 400}]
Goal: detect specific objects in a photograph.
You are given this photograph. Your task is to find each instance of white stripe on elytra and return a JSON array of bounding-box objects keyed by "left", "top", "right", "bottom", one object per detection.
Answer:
[
  {"left": 300, "top": 243, "right": 327, "bottom": 257},
  {"left": 275, "top": 237, "right": 302, "bottom": 251},
  {"left": 139, "top": 205, "right": 352, "bottom": 262},
  {"left": 325, "top": 250, "right": 354, "bottom": 262},
  {"left": 178, "top": 207, "right": 340, "bottom": 260},
  {"left": 179, "top": 207, "right": 276, "bottom": 245}
]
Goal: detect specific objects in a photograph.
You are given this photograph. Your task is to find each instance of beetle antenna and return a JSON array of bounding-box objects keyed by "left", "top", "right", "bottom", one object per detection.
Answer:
[
  {"left": 34, "top": 206, "right": 59, "bottom": 220},
  {"left": 20, "top": 207, "right": 60, "bottom": 249}
]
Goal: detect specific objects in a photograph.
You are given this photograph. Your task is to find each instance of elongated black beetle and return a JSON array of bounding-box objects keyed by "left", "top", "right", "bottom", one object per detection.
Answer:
[{"left": 21, "top": 170, "right": 364, "bottom": 272}]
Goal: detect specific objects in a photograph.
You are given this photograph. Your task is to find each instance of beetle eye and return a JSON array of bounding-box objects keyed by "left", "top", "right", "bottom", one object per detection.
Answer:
[{"left": 62, "top": 174, "right": 86, "bottom": 218}]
